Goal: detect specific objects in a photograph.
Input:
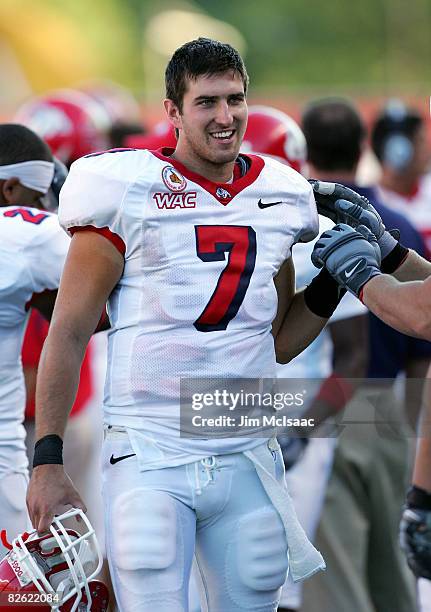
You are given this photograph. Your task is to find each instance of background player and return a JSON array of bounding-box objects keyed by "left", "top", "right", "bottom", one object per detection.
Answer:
[
  {"left": 0, "top": 123, "right": 69, "bottom": 557},
  {"left": 15, "top": 90, "right": 117, "bottom": 607}
]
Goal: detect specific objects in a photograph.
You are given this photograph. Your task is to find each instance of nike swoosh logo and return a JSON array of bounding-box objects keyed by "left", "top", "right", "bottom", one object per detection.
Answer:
[
  {"left": 258, "top": 199, "right": 283, "bottom": 209},
  {"left": 109, "top": 453, "right": 136, "bottom": 465},
  {"left": 344, "top": 260, "right": 363, "bottom": 279}
]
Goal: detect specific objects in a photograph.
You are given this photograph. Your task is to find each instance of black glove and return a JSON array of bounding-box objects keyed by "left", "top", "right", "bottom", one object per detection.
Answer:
[{"left": 400, "top": 485, "right": 431, "bottom": 580}]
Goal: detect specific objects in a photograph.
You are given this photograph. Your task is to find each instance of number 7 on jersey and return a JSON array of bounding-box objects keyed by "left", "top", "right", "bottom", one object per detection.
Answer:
[{"left": 194, "top": 225, "right": 257, "bottom": 332}]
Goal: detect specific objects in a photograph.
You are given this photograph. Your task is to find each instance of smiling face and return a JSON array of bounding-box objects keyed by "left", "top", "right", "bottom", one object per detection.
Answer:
[{"left": 164, "top": 71, "right": 248, "bottom": 179}]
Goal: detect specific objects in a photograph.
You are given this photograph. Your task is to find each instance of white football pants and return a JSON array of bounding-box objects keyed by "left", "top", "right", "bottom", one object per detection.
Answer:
[
  {"left": 0, "top": 468, "right": 31, "bottom": 559},
  {"left": 102, "top": 428, "right": 289, "bottom": 612}
]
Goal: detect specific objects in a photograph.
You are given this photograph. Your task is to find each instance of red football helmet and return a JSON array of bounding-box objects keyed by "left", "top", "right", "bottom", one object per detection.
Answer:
[
  {"left": 242, "top": 105, "right": 307, "bottom": 174},
  {"left": 125, "top": 119, "right": 177, "bottom": 150},
  {"left": 14, "top": 90, "right": 110, "bottom": 166},
  {"left": 0, "top": 508, "right": 108, "bottom": 611},
  {"left": 80, "top": 79, "right": 141, "bottom": 125}
]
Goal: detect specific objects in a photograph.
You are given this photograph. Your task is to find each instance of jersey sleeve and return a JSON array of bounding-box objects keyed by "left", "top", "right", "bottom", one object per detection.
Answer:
[
  {"left": 262, "top": 156, "right": 319, "bottom": 247},
  {"left": 58, "top": 153, "right": 136, "bottom": 255},
  {"left": 26, "top": 214, "right": 70, "bottom": 294},
  {"left": 295, "top": 180, "right": 319, "bottom": 243}
]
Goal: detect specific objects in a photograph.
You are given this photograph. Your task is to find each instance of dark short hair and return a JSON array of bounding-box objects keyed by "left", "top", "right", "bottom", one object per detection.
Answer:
[
  {"left": 302, "top": 98, "right": 366, "bottom": 172},
  {"left": 0, "top": 124, "right": 52, "bottom": 166},
  {"left": 165, "top": 38, "right": 249, "bottom": 111},
  {"left": 371, "top": 104, "right": 423, "bottom": 162}
]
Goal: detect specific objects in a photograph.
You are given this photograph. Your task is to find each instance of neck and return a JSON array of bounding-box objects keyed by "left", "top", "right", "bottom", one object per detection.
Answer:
[
  {"left": 171, "top": 144, "right": 235, "bottom": 183},
  {"left": 307, "top": 165, "right": 356, "bottom": 184},
  {"left": 380, "top": 171, "right": 418, "bottom": 196}
]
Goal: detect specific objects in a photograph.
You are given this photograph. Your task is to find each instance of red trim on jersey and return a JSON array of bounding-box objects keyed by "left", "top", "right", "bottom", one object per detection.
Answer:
[
  {"left": 150, "top": 148, "right": 265, "bottom": 205},
  {"left": 69, "top": 226, "right": 126, "bottom": 256}
]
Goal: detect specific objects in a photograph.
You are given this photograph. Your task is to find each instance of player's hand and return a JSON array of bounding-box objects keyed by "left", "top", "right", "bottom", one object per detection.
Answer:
[
  {"left": 400, "top": 506, "right": 431, "bottom": 580},
  {"left": 309, "top": 180, "right": 385, "bottom": 238},
  {"left": 26, "top": 464, "right": 87, "bottom": 535},
  {"left": 311, "top": 223, "right": 381, "bottom": 297},
  {"left": 309, "top": 180, "right": 404, "bottom": 263}
]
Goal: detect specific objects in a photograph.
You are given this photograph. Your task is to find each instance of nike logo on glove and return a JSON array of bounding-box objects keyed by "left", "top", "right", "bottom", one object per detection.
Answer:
[
  {"left": 344, "top": 260, "right": 364, "bottom": 279},
  {"left": 109, "top": 453, "right": 136, "bottom": 465},
  {"left": 258, "top": 199, "right": 283, "bottom": 209}
]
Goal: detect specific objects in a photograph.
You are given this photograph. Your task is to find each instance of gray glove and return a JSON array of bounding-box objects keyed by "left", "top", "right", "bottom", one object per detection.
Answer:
[
  {"left": 400, "top": 507, "right": 431, "bottom": 580},
  {"left": 309, "top": 180, "right": 398, "bottom": 258},
  {"left": 311, "top": 223, "right": 381, "bottom": 297}
]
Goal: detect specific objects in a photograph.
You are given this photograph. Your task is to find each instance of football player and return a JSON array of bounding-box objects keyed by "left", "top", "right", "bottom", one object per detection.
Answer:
[
  {"left": 0, "top": 124, "right": 70, "bottom": 557},
  {"left": 24, "top": 38, "right": 376, "bottom": 611},
  {"left": 16, "top": 89, "right": 113, "bottom": 592}
]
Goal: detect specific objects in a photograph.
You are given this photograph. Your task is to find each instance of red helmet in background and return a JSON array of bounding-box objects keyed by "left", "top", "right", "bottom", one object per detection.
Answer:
[
  {"left": 79, "top": 80, "right": 141, "bottom": 126},
  {"left": 242, "top": 105, "right": 307, "bottom": 174},
  {"left": 0, "top": 508, "right": 108, "bottom": 611},
  {"left": 125, "top": 119, "right": 176, "bottom": 150},
  {"left": 14, "top": 90, "right": 110, "bottom": 166}
]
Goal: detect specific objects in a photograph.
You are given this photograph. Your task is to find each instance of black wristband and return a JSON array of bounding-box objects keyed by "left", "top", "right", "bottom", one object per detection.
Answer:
[
  {"left": 304, "top": 268, "right": 346, "bottom": 318},
  {"left": 381, "top": 242, "right": 409, "bottom": 274},
  {"left": 406, "top": 485, "right": 431, "bottom": 511},
  {"left": 33, "top": 434, "right": 63, "bottom": 468}
]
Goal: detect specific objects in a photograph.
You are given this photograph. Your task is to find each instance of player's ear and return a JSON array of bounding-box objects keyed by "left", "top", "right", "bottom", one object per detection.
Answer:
[
  {"left": 2, "top": 177, "right": 20, "bottom": 204},
  {"left": 164, "top": 99, "right": 182, "bottom": 131}
]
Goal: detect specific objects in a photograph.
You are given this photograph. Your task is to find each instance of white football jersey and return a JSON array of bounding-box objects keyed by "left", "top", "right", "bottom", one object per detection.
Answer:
[
  {"left": 0, "top": 207, "right": 69, "bottom": 452},
  {"left": 59, "top": 148, "right": 318, "bottom": 466},
  {"left": 377, "top": 173, "right": 431, "bottom": 255}
]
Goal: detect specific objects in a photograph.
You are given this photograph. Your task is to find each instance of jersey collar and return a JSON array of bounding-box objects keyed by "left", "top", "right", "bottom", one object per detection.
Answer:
[{"left": 150, "top": 147, "right": 264, "bottom": 205}]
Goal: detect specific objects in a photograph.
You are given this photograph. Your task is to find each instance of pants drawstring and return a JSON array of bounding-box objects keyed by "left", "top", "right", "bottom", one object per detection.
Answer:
[{"left": 194, "top": 456, "right": 217, "bottom": 496}]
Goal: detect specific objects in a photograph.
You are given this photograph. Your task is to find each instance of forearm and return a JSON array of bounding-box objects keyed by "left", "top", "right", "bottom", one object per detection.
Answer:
[
  {"left": 393, "top": 249, "right": 431, "bottom": 282},
  {"left": 35, "top": 323, "right": 88, "bottom": 439},
  {"left": 362, "top": 275, "right": 431, "bottom": 340},
  {"left": 275, "top": 288, "right": 328, "bottom": 364}
]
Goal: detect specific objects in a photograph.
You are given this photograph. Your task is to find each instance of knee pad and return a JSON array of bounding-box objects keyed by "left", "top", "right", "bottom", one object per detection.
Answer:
[
  {"left": 108, "top": 489, "right": 193, "bottom": 605},
  {"left": 111, "top": 489, "right": 177, "bottom": 572},
  {"left": 236, "top": 506, "right": 289, "bottom": 592}
]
